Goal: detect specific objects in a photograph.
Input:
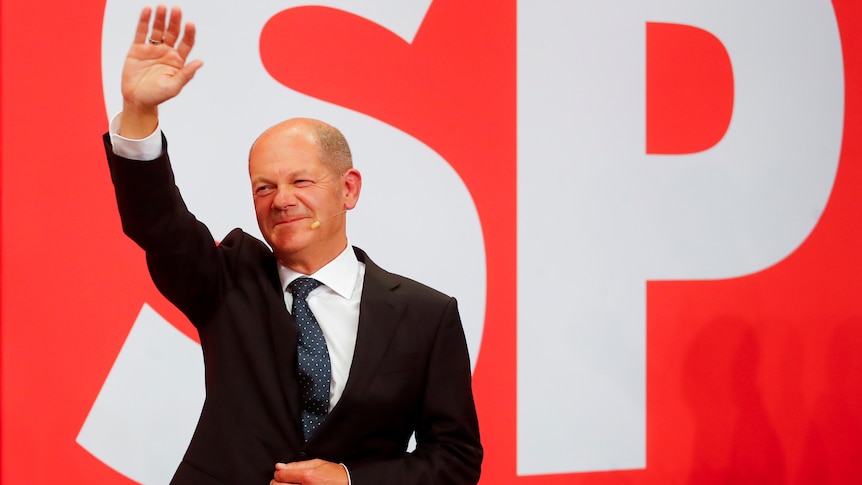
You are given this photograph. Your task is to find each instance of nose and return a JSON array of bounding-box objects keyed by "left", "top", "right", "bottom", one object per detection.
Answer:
[{"left": 272, "top": 185, "right": 296, "bottom": 210}]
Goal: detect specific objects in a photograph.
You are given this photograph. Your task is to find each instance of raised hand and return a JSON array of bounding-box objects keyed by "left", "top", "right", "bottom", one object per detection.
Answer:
[{"left": 119, "top": 4, "right": 203, "bottom": 138}]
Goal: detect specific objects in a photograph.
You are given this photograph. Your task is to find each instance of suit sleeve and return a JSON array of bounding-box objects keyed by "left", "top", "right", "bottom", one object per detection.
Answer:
[
  {"left": 103, "top": 132, "right": 228, "bottom": 325},
  {"left": 346, "top": 297, "right": 483, "bottom": 484}
]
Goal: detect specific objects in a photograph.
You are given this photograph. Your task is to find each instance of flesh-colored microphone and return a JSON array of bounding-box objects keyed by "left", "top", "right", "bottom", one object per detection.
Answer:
[{"left": 310, "top": 210, "right": 347, "bottom": 229}]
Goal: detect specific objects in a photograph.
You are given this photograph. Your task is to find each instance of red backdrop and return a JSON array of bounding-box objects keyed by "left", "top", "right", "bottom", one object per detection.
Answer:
[{"left": 2, "top": 0, "right": 861, "bottom": 483}]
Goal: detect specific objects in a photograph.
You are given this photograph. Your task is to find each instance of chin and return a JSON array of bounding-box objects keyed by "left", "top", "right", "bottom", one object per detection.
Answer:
[{"left": 269, "top": 233, "right": 311, "bottom": 256}]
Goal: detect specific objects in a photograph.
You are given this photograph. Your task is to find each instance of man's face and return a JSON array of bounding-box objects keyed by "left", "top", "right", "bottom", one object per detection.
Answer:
[{"left": 249, "top": 124, "right": 351, "bottom": 271}]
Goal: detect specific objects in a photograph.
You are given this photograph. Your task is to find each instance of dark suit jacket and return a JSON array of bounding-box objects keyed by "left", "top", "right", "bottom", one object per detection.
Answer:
[{"left": 104, "top": 134, "right": 482, "bottom": 484}]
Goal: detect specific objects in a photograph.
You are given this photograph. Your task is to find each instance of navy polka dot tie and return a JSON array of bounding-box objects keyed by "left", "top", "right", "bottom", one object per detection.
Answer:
[{"left": 289, "top": 277, "right": 330, "bottom": 441}]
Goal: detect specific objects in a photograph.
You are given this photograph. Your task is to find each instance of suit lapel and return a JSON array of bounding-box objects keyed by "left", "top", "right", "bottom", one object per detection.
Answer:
[
  {"left": 337, "top": 248, "right": 406, "bottom": 406},
  {"left": 263, "top": 259, "right": 303, "bottom": 433}
]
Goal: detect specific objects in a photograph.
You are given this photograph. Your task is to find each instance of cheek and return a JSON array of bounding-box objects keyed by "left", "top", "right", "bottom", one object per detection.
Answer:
[{"left": 253, "top": 200, "right": 271, "bottom": 221}]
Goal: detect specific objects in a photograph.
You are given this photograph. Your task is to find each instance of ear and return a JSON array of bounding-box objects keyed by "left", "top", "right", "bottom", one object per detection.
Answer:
[{"left": 342, "top": 168, "right": 362, "bottom": 210}]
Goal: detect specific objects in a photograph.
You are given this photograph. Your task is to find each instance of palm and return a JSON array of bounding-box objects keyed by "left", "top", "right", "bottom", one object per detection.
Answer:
[{"left": 122, "top": 5, "right": 202, "bottom": 111}]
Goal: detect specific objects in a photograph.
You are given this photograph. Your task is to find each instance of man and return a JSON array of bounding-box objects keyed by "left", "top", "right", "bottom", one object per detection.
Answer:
[{"left": 104, "top": 5, "right": 482, "bottom": 484}]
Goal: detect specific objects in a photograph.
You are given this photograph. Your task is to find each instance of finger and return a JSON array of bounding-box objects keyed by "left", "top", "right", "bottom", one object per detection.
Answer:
[
  {"left": 150, "top": 4, "right": 169, "bottom": 43},
  {"left": 133, "top": 6, "right": 153, "bottom": 45},
  {"left": 163, "top": 6, "right": 182, "bottom": 47},
  {"left": 281, "top": 459, "right": 321, "bottom": 470},
  {"left": 273, "top": 467, "right": 307, "bottom": 483},
  {"left": 176, "top": 21, "right": 197, "bottom": 60},
  {"left": 178, "top": 59, "right": 204, "bottom": 86},
  {"left": 274, "top": 469, "right": 302, "bottom": 481}
]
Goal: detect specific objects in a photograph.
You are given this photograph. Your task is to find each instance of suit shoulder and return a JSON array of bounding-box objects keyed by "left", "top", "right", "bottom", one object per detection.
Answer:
[
  {"left": 389, "top": 271, "right": 452, "bottom": 301},
  {"left": 354, "top": 246, "right": 454, "bottom": 304},
  {"left": 219, "top": 228, "right": 277, "bottom": 268},
  {"left": 220, "top": 227, "right": 267, "bottom": 250}
]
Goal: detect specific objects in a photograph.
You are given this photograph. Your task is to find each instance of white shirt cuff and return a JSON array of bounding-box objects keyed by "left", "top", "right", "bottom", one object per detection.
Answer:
[
  {"left": 340, "top": 463, "right": 352, "bottom": 485},
  {"left": 108, "top": 112, "right": 163, "bottom": 161}
]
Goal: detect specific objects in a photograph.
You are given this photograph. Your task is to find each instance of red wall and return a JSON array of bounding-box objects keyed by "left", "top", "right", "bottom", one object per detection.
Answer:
[{"left": 3, "top": 1, "right": 861, "bottom": 482}]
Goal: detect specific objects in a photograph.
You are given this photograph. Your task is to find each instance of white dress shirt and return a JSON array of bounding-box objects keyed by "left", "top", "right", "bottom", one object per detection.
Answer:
[
  {"left": 108, "top": 114, "right": 163, "bottom": 160},
  {"left": 278, "top": 246, "right": 364, "bottom": 411}
]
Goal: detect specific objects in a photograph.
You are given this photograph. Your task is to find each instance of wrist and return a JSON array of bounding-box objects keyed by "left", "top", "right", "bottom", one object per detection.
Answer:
[{"left": 119, "top": 102, "right": 159, "bottom": 139}]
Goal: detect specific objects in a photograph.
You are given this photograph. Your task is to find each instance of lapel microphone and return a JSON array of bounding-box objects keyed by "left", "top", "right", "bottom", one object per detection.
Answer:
[{"left": 310, "top": 210, "right": 348, "bottom": 229}]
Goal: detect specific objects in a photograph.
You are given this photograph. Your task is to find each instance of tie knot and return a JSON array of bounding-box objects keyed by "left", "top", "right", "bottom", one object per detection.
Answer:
[{"left": 289, "top": 277, "right": 323, "bottom": 300}]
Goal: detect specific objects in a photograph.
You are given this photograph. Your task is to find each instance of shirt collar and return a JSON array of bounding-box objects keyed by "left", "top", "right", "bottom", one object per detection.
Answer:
[{"left": 277, "top": 244, "right": 360, "bottom": 299}]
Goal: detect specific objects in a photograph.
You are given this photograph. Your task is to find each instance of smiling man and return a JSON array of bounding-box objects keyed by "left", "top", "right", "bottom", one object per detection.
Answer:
[
  {"left": 249, "top": 119, "right": 361, "bottom": 275},
  {"left": 103, "top": 5, "right": 482, "bottom": 484}
]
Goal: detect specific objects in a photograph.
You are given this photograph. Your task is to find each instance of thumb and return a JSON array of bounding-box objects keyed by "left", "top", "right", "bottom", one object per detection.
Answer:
[{"left": 177, "top": 59, "right": 204, "bottom": 85}]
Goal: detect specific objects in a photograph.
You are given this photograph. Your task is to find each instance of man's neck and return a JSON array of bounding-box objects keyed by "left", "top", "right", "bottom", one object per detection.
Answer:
[{"left": 277, "top": 241, "right": 349, "bottom": 275}]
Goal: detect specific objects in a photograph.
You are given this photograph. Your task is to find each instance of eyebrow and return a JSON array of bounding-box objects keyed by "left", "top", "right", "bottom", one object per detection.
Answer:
[
  {"left": 250, "top": 175, "right": 274, "bottom": 185},
  {"left": 251, "top": 168, "right": 316, "bottom": 183}
]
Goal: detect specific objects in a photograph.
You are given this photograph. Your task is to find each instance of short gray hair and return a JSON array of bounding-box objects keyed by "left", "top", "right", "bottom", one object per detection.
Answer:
[{"left": 310, "top": 122, "right": 352, "bottom": 175}]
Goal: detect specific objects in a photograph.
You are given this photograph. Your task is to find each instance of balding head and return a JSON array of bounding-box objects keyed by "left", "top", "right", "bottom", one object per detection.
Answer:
[{"left": 250, "top": 118, "right": 352, "bottom": 177}]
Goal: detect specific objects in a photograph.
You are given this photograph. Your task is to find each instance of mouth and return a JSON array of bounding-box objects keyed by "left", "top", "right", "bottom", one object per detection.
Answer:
[{"left": 274, "top": 216, "right": 308, "bottom": 227}]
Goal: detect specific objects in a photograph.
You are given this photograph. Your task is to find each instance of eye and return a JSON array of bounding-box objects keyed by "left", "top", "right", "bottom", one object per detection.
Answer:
[
  {"left": 294, "top": 179, "right": 313, "bottom": 188},
  {"left": 254, "top": 185, "right": 274, "bottom": 196}
]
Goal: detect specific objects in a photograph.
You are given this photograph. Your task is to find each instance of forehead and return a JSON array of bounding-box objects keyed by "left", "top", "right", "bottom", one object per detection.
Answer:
[{"left": 249, "top": 129, "right": 325, "bottom": 174}]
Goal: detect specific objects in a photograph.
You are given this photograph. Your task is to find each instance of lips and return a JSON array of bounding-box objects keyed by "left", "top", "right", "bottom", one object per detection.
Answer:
[{"left": 274, "top": 216, "right": 308, "bottom": 227}]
